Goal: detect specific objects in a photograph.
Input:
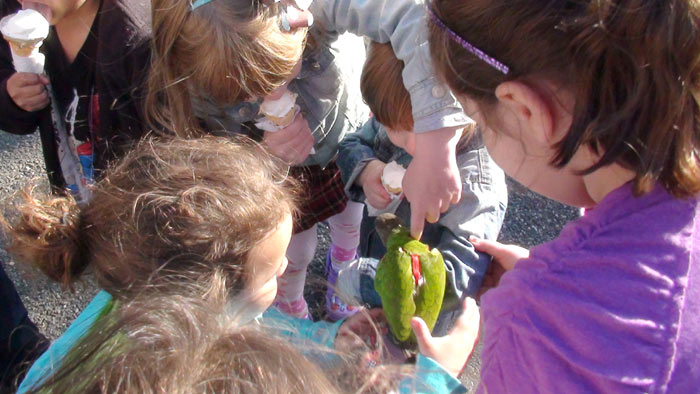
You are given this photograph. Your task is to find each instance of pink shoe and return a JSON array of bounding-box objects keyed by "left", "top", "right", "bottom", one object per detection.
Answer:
[
  {"left": 273, "top": 297, "right": 311, "bottom": 320},
  {"left": 326, "top": 251, "right": 359, "bottom": 321}
]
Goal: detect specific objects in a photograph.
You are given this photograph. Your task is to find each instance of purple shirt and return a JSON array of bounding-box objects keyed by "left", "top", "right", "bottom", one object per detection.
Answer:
[{"left": 479, "top": 183, "right": 699, "bottom": 393}]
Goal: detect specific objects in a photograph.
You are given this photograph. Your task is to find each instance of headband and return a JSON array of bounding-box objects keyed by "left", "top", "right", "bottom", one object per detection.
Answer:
[{"left": 427, "top": 7, "right": 509, "bottom": 75}]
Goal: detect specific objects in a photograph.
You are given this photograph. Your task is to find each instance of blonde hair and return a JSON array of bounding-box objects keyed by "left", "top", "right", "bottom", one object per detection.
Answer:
[
  {"left": 145, "top": 0, "right": 307, "bottom": 137},
  {"left": 2, "top": 136, "right": 297, "bottom": 300},
  {"left": 27, "top": 290, "right": 406, "bottom": 393},
  {"left": 360, "top": 42, "right": 414, "bottom": 132}
]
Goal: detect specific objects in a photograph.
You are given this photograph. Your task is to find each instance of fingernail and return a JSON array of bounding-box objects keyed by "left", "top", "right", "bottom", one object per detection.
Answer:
[{"left": 468, "top": 235, "right": 478, "bottom": 243}]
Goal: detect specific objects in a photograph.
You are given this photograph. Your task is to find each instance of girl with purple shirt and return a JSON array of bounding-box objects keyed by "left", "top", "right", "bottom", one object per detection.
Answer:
[{"left": 413, "top": 0, "right": 700, "bottom": 392}]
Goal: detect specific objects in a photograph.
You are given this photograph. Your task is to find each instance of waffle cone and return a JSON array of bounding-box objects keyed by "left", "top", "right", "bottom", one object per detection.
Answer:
[
  {"left": 383, "top": 182, "right": 402, "bottom": 195},
  {"left": 264, "top": 107, "right": 296, "bottom": 127},
  {"left": 3, "top": 35, "right": 42, "bottom": 57}
]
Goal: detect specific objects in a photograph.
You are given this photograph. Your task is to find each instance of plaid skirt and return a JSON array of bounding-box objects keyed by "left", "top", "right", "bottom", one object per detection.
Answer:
[{"left": 290, "top": 161, "right": 348, "bottom": 233}]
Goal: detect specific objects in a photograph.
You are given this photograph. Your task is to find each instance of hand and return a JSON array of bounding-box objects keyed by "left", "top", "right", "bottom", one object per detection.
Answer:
[
  {"left": 412, "top": 298, "right": 480, "bottom": 378},
  {"left": 6, "top": 72, "right": 49, "bottom": 112},
  {"left": 357, "top": 160, "right": 392, "bottom": 209},
  {"left": 335, "top": 308, "right": 386, "bottom": 352},
  {"left": 470, "top": 236, "right": 529, "bottom": 298},
  {"left": 403, "top": 127, "right": 462, "bottom": 239},
  {"left": 263, "top": 113, "right": 314, "bottom": 165}
]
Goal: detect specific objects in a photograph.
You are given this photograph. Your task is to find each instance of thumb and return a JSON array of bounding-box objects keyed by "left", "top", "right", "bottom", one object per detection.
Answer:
[{"left": 411, "top": 317, "right": 432, "bottom": 353}]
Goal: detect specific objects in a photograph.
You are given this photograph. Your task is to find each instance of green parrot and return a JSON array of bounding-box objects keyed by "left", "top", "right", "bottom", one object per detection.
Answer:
[{"left": 374, "top": 213, "right": 446, "bottom": 346}]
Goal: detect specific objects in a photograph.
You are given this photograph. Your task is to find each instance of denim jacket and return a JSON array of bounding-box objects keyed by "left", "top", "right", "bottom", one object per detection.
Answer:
[
  {"left": 337, "top": 118, "right": 508, "bottom": 316},
  {"left": 195, "top": 0, "right": 470, "bottom": 168}
]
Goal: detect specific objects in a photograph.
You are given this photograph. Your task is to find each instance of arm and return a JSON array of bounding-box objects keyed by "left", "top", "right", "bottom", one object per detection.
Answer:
[
  {"left": 261, "top": 307, "right": 345, "bottom": 349},
  {"left": 93, "top": 0, "right": 152, "bottom": 171},
  {"left": 398, "top": 355, "right": 468, "bottom": 394},
  {"left": 0, "top": 1, "right": 43, "bottom": 134},
  {"left": 310, "top": 0, "right": 470, "bottom": 132},
  {"left": 336, "top": 118, "right": 381, "bottom": 202}
]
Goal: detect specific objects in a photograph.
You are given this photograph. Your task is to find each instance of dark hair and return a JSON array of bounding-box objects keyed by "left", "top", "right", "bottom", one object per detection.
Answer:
[
  {"left": 429, "top": 0, "right": 700, "bottom": 197},
  {"left": 2, "top": 136, "right": 297, "bottom": 300},
  {"left": 361, "top": 42, "right": 414, "bottom": 131}
]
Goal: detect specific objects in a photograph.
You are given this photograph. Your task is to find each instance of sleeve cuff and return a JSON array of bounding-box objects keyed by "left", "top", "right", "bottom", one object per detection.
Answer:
[
  {"left": 397, "top": 355, "right": 468, "bottom": 394},
  {"left": 402, "top": 44, "right": 472, "bottom": 133},
  {"left": 344, "top": 158, "right": 373, "bottom": 202}
]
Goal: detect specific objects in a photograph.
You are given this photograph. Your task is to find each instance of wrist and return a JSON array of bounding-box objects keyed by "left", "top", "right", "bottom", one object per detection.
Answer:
[
  {"left": 357, "top": 159, "right": 382, "bottom": 186},
  {"left": 414, "top": 127, "right": 460, "bottom": 159}
]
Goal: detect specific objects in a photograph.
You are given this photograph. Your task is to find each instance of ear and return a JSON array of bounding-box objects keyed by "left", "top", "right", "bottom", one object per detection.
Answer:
[{"left": 494, "top": 81, "right": 556, "bottom": 146}]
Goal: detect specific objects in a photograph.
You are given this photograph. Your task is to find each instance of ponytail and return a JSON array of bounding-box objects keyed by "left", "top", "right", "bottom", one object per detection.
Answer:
[{"left": 2, "top": 186, "right": 87, "bottom": 290}]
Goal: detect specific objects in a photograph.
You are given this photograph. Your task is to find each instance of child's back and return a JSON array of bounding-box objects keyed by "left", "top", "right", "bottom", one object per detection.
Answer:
[
  {"left": 427, "top": 0, "right": 700, "bottom": 390},
  {"left": 481, "top": 184, "right": 699, "bottom": 392}
]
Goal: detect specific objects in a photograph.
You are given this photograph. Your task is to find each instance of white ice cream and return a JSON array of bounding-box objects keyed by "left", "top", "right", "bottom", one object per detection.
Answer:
[
  {"left": 381, "top": 161, "right": 406, "bottom": 196},
  {"left": 260, "top": 90, "right": 297, "bottom": 118},
  {"left": 0, "top": 9, "right": 49, "bottom": 41}
]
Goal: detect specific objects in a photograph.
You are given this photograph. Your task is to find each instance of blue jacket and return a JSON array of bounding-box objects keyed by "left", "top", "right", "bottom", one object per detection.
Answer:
[
  {"left": 337, "top": 118, "right": 507, "bottom": 330},
  {"left": 194, "top": 0, "right": 470, "bottom": 168}
]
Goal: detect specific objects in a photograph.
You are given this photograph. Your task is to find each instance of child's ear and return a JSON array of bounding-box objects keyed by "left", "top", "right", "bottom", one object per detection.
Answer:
[{"left": 494, "top": 81, "right": 555, "bottom": 146}]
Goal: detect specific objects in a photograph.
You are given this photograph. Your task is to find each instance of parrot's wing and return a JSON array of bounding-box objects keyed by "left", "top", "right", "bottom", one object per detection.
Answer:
[
  {"left": 414, "top": 248, "right": 446, "bottom": 330},
  {"left": 375, "top": 248, "right": 416, "bottom": 342}
]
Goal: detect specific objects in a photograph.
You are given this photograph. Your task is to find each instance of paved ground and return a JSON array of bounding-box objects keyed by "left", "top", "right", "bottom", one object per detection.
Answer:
[{"left": 0, "top": 131, "right": 580, "bottom": 389}]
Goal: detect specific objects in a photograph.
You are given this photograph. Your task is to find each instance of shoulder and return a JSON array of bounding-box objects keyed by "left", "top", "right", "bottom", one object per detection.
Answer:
[
  {"left": 97, "top": 0, "right": 151, "bottom": 43},
  {"left": 94, "top": 0, "right": 151, "bottom": 71},
  {"left": 479, "top": 196, "right": 698, "bottom": 392}
]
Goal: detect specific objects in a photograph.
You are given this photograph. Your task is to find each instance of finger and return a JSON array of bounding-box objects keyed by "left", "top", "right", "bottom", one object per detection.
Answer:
[
  {"left": 38, "top": 74, "right": 50, "bottom": 85},
  {"left": 468, "top": 236, "right": 504, "bottom": 256},
  {"left": 23, "top": 94, "right": 49, "bottom": 110},
  {"left": 453, "top": 298, "right": 479, "bottom": 331},
  {"left": 451, "top": 189, "right": 462, "bottom": 205},
  {"left": 425, "top": 205, "right": 441, "bottom": 223},
  {"left": 440, "top": 197, "right": 451, "bottom": 214},
  {"left": 22, "top": 82, "right": 47, "bottom": 97},
  {"left": 411, "top": 317, "right": 433, "bottom": 354},
  {"left": 410, "top": 207, "right": 425, "bottom": 240},
  {"left": 15, "top": 72, "right": 44, "bottom": 87}
]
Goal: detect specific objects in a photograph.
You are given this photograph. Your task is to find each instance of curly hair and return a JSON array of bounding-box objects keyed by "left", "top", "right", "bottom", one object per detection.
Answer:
[{"left": 2, "top": 135, "right": 298, "bottom": 300}]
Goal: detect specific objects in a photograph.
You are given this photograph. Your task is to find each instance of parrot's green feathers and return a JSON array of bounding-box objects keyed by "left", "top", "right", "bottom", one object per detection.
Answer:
[{"left": 374, "top": 223, "right": 446, "bottom": 347}]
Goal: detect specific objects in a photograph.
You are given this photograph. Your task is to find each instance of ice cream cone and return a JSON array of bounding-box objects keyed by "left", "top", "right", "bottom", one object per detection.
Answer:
[
  {"left": 382, "top": 161, "right": 406, "bottom": 196},
  {"left": 3, "top": 35, "right": 43, "bottom": 57},
  {"left": 265, "top": 107, "right": 296, "bottom": 127}
]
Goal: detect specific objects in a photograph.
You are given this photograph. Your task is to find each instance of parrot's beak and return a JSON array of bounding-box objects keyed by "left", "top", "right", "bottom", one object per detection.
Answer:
[{"left": 375, "top": 213, "right": 404, "bottom": 246}]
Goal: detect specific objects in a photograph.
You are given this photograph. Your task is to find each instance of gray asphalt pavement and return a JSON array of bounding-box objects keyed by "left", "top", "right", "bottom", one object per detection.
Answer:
[{"left": 0, "top": 130, "right": 579, "bottom": 389}]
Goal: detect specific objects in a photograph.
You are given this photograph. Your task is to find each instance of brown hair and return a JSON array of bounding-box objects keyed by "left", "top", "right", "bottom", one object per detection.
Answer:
[
  {"left": 1, "top": 136, "right": 297, "bottom": 300},
  {"left": 429, "top": 0, "right": 700, "bottom": 197},
  {"left": 361, "top": 42, "right": 414, "bottom": 132},
  {"left": 145, "top": 0, "right": 306, "bottom": 137},
  {"left": 27, "top": 290, "right": 405, "bottom": 394}
]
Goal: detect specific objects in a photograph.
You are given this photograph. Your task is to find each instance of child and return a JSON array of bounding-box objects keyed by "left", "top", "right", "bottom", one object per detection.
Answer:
[
  {"left": 3, "top": 137, "right": 472, "bottom": 393},
  {"left": 426, "top": 0, "right": 700, "bottom": 391},
  {"left": 0, "top": 0, "right": 151, "bottom": 195},
  {"left": 0, "top": 0, "right": 149, "bottom": 383},
  {"left": 144, "top": 0, "right": 472, "bottom": 320},
  {"left": 336, "top": 42, "right": 507, "bottom": 335},
  {"left": 20, "top": 291, "right": 477, "bottom": 393}
]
